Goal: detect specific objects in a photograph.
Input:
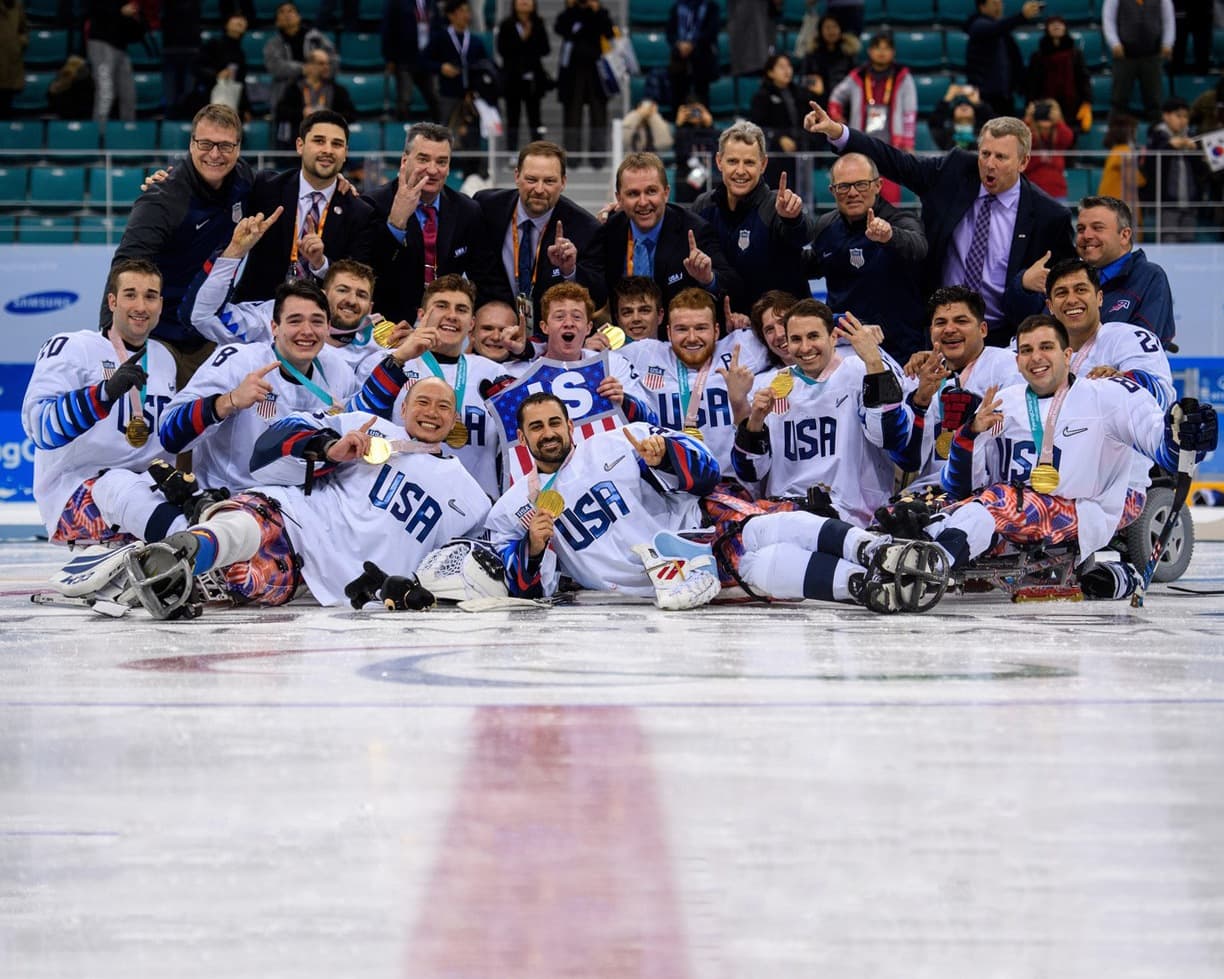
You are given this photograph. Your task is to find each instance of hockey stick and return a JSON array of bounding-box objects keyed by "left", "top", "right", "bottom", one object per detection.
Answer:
[{"left": 1132, "top": 417, "right": 1199, "bottom": 608}]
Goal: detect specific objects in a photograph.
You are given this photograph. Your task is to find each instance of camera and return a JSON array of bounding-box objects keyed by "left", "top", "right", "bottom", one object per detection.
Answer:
[{"left": 1033, "top": 100, "right": 1055, "bottom": 122}]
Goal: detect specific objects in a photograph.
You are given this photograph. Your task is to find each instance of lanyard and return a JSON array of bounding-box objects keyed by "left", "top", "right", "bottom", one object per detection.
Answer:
[
  {"left": 864, "top": 71, "right": 894, "bottom": 106},
  {"left": 1024, "top": 381, "right": 1070, "bottom": 470},
  {"left": 274, "top": 350, "right": 341, "bottom": 410},
  {"left": 289, "top": 193, "right": 331, "bottom": 266},
  {"left": 512, "top": 217, "right": 546, "bottom": 288},
  {"left": 676, "top": 353, "right": 713, "bottom": 429},
  {"left": 626, "top": 233, "right": 645, "bottom": 274},
  {"left": 422, "top": 351, "right": 468, "bottom": 407},
  {"left": 792, "top": 352, "right": 843, "bottom": 385}
]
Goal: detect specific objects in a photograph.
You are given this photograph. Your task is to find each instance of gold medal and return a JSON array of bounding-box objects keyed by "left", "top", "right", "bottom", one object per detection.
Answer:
[
  {"left": 768, "top": 371, "right": 794, "bottom": 399},
  {"left": 446, "top": 420, "right": 468, "bottom": 449},
  {"left": 124, "top": 416, "right": 150, "bottom": 448},
  {"left": 683, "top": 426, "right": 705, "bottom": 442},
  {"left": 325, "top": 402, "right": 345, "bottom": 415},
  {"left": 372, "top": 316, "right": 398, "bottom": 348},
  {"left": 363, "top": 437, "right": 392, "bottom": 465},
  {"left": 536, "top": 489, "right": 565, "bottom": 517},
  {"left": 935, "top": 430, "right": 954, "bottom": 459},
  {"left": 599, "top": 324, "right": 627, "bottom": 350},
  {"left": 1030, "top": 463, "right": 1060, "bottom": 494}
]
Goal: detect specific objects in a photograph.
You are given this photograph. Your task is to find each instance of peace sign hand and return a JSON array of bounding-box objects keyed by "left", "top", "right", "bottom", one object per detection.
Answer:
[
  {"left": 624, "top": 425, "right": 667, "bottom": 467},
  {"left": 971, "top": 384, "right": 1004, "bottom": 435},
  {"left": 775, "top": 170, "right": 804, "bottom": 220},
  {"left": 682, "top": 229, "right": 714, "bottom": 285},
  {"left": 223, "top": 206, "right": 284, "bottom": 259},
  {"left": 546, "top": 219, "right": 577, "bottom": 276},
  {"left": 716, "top": 343, "right": 755, "bottom": 412}
]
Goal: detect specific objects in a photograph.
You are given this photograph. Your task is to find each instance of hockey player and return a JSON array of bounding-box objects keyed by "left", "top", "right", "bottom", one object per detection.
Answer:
[
  {"left": 930, "top": 316, "right": 1217, "bottom": 598},
  {"left": 23, "top": 260, "right": 193, "bottom": 545},
  {"left": 487, "top": 393, "right": 950, "bottom": 613},
  {"left": 901, "top": 286, "right": 1024, "bottom": 486},
  {"left": 122, "top": 376, "right": 490, "bottom": 616},
  {"left": 617, "top": 288, "right": 764, "bottom": 473},
  {"left": 186, "top": 207, "right": 391, "bottom": 377},
  {"left": 161, "top": 278, "right": 407, "bottom": 494},
  {"left": 732, "top": 299, "right": 913, "bottom": 526}
]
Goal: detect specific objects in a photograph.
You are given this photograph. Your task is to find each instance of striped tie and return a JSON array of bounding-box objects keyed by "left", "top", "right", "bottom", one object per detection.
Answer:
[{"left": 962, "top": 195, "right": 993, "bottom": 293}]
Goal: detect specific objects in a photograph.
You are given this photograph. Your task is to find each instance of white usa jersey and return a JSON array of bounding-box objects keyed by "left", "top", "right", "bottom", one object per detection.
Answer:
[
  {"left": 22, "top": 331, "right": 177, "bottom": 534},
  {"left": 955, "top": 376, "right": 1165, "bottom": 557},
  {"left": 486, "top": 423, "right": 715, "bottom": 597},
  {"left": 161, "top": 341, "right": 358, "bottom": 492},
  {"left": 389, "top": 353, "right": 506, "bottom": 498},
  {"left": 618, "top": 336, "right": 769, "bottom": 474},
  {"left": 909, "top": 346, "right": 1023, "bottom": 489},
  {"left": 735, "top": 354, "right": 913, "bottom": 527},
  {"left": 251, "top": 411, "right": 490, "bottom": 606}
]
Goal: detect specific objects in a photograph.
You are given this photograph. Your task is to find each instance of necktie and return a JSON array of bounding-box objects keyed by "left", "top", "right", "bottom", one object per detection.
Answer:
[
  {"left": 634, "top": 237, "right": 655, "bottom": 279},
  {"left": 422, "top": 203, "right": 438, "bottom": 284},
  {"left": 299, "top": 191, "right": 324, "bottom": 276},
  {"left": 516, "top": 220, "right": 535, "bottom": 296},
  {"left": 963, "top": 194, "right": 993, "bottom": 293}
]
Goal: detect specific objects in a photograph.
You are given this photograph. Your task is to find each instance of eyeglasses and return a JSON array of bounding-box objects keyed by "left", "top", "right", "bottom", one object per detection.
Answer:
[
  {"left": 830, "top": 179, "right": 877, "bottom": 195},
  {"left": 191, "top": 137, "right": 240, "bottom": 154}
]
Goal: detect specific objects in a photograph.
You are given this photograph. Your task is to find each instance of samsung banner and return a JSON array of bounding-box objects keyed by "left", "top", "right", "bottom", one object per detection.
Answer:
[{"left": 2, "top": 243, "right": 1223, "bottom": 503}]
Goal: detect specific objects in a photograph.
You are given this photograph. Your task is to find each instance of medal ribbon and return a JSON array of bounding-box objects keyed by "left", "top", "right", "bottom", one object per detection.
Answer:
[
  {"left": 1024, "top": 381, "right": 1071, "bottom": 475},
  {"left": 792, "top": 352, "right": 843, "bottom": 385},
  {"left": 108, "top": 329, "right": 147, "bottom": 428},
  {"left": 676, "top": 354, "right": 713, "bottom": 430},
  {"left": 1069, "top": 334, "right": 1098, "bottom": 375},
  {"left": 274, "top": 350, "right": 341, "bottom": 410}
]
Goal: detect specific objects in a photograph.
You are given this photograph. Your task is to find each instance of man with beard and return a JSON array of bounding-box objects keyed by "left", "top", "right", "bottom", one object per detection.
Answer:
[{"left": 231, "top": 110, "right": 379, "bottom": 304}]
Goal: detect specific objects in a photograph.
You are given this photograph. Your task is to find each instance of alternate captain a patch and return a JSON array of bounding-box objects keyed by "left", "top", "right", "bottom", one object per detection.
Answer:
[{"left": 643, "top": 365, "right": 666, "bottom": 391}]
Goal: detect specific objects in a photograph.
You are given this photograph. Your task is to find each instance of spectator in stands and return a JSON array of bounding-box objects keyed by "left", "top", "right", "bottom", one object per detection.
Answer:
[
  {"left": 1023, "top": 98, "right": 1074, "bottom": 199},
  {"left": 1097, "top": 112, "right": 1144, "bottom": 220},
  {"left": 1190, "top": 77, "right": 1224, "bottom": 229},
  {"left": 1025, "top": 15, "right": 1092, "bottom": 142},
  {"left": 382, "top": 0, "right": 441, "bottom": 121},
  {"left": 667, "top": 0, "right": 720, "bottom": 108},
  {"left": 554, "top": 0, "right": 615, "bottom": 170},
  {"left": 47, "top": 55, "right": 95, "bottom": 120},
  {"left": 362, "top": 122, "right": 483, "bottom": 324},
  {"left": 826, "top": 0, "right": 864, "bottom": 37},
  {"left": 186, "top": 12, "right": 253, "bottom": 121},
  {"left": 928, "top": 84, "right": 992, "bottom": 152},
  {"left": 1142, "top": 95, "right": 1205, "bottom": 241},
  {"left": 103, "top": 104, "right": 258, "bottom": 389},
  {"left": 264, "top": 1, "right": 338, "bottom": 114},
  {"left": 807, "top": 152, "right": 929, "bottom": 362},
  {"left": 1170, "top": 0, "right": 1212, "bottom": 77},
  {"left": 691, "top": 120, "right": 813, "bottom": 312},
  {"left": 233, "top": 109, "right": 379, "bottom": 304},
  {"left": 0, "top": 0, "right": 28, "bottom": 119},
  {"left": 87, "top": 0, "right": 147, "bottom": 132},
  {"left": 804, "top": 103, "right": 1076, "bottom": 343},
  {"left": 727, "top": 0, "right": 779, "bottom": 80},
  {"left": 622, "top": 98, "right": 674, "bottom": 153},
  {"left": 964, "top": 0, "right": 1042, "bottom": 118},
  {"left": 1104, "top": 0, "right": 1174, "bottom": 124},
  {"left": 429, "top": 0, "right": 488, "bottom": 130},
  {"left": 498, "top": 0, "right": 551, "bottom": 150},
  {"left": 671, "top": 99, "right": 719, "bottom": 204},
  {"left": 274, "top": 49, "right": 355, "bottom": 150},
  {"left": 749, "top": 54, "right": 818, "bottom": 193},
  {"left": 828, "top": 32, "right": 917, "bottom": 205},
  {"left": 161, "top": 0, "right": 201, "bottom": 120},
  {"left": 317, "top": 0, "right": 361, "bottom": 34},
  {"left": 797, "top": 14, "right": 859, "bottom": 108}
]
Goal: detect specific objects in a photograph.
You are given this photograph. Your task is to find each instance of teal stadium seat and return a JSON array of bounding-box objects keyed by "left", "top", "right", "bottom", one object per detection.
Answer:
[
  {"left": 357, "top": 0, "right": 382, "bottom": 27},
  {"left": 914, "top": 73, "right": 951, "bottom": 114},
  {"left": 864, "top": 0, "right": 886, "bottom": 25},
  {"left": 342, "top": 73, "right": 388, "bottom": 116},
  {"left": 296, "top": 0, "right": 322, "bottom": 20},
  {"left": 780, "top": 0, "right": 806, "bottom": 25},
  {"left": 629, "top": 75, "right": 648, "bottom": 107},
  {"left": 896, "top": 30, "right": 945, "bottom": 70},
  {"left": 1077, "top": 30, "right": 1106, "bottom": 69},
  {"left": 1013, "top": 29, "right": 1041, "bottom": 62},
  {"left": 0, "top": 167, "right": 29, "bottom": 207},
  {"left": 914, "top": 125, "right": 938, "bottom": 152},
  {"left": 14, "top": 73, "right": 53, "bottom": 114},
  {"left": 159, "top": 120, "right": 194, "bottom": 152},
  {"left": 25, "top": 29, "right": 68, "bottom": 68},
  {"left": 1057, "top": 0, "right": 1099, "bottom": 25},
  {"left": 133, "top": 73, "right": 162, "bottom": 113},
  {"left": 23, "top": 0, "right": 59, "bottom": 18},
  {"left": 1077, "top": 122, "right": 1109, "bottom": 153},
  {"left": 1090, "top": 73, "right": 1113, "bottom": 112},
  {"left": 245, "top": 73, "right": 272, "bottom": 114},
  {"left": 253, "top": 0, "right": 284, "bottom": 22},
  {"left": 46, "top": 120, "right": 101, "bottom": 154},
  {"left": 77, "top": 215, "right": 129, "bottom": 245},
  {"left": 346, "top": 121, "right": 382, "bottom": 155},
  {"left": 630, "top": 0, "right": 673, "bottom": 27},
  {"left": 88, "top": 166, "right": 146, "bottom": 206},
  {"left": 717, "top": 32, "right": 731, "bottom": 68},
  {"left": 943, "top": 31, "right": 966, "bottom": 70},
  {"left": 242, "top": 119, "right": 272, "bottom": 152},
  {"left": 29, "top": 166, "right": 87, "bottom": 207},
  {"left": 707, "top": 77, "right": 737, "bottom": 115},
  {"left": 18, "top": 216, "right": 76, "bottom": 244},
  {"left": 2, "top": 120, "right": 45, "bottom": 153},
  {"left": 130, "top": 32, "right": 161, "bottom": 70},
  {"left": 201, "top": 0, "right": 221, "bottom": 21},
  {"left": 633, "top": 33, "right": 671, "bottom": 70},
  {"left": 340, "top": 32, "right": 384, "bottom": 70},
  {"left": 105, "top": 120, "right": 160, "bottom": 153},
  {"left": 1062, "top": 168, "right": 1097, "bottom": 201},
  {"left": 242, "top": 31, "right": 270, "bottom": 66},
  {"left": 887, "top": 0, "right": 938, "bottom": 26},
  {"left": 1215, "top": 28, "right": 1224, "bottom": 64}
]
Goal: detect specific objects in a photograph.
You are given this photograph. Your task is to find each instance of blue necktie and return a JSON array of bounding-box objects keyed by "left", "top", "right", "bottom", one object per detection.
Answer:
[
  {"left": 634, "top": 237, "right": 655, "bottom": 278},
  {"left": 517, "top": 220, "right": 535, "bottom": 296}
]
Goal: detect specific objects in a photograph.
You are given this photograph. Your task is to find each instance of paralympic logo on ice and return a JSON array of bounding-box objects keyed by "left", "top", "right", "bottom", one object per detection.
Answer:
[{"left": 4, "top": 290, "right": 79, "bottom": 315}]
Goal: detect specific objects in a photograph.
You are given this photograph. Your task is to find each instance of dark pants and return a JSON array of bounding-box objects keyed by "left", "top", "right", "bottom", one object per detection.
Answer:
[
  {"left": 562, "top": 68, "right": 609, "bottom": 167},
  {"left": 504, "top": 86, "right": 543, "bottom": 149},
  {"left": 394, "top": 66, "right": 440, "bottom": 121},
  {"left": 1112, "top": 53, "right": 1164, "bottom": 123}
]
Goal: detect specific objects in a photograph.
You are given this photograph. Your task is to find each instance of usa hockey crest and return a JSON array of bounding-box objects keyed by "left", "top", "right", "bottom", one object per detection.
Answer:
[
  {"left": 404, "top": 369, "right": 421, "bottom": 389},
  {"left": 102, "top": 359, "right": 116, "bottom": 380},
  {"left": 737, "top": 229, "right": 751, "bottom": 252},
  {"left": 515, "top": 503, "right": 535, "bottom": 529},
  {"left": 849, "top": 247, "right": 865, "bottom": 269},
  {"left": 256, "top": 393, "right": 278, "bottom": 420},
  {"left": 644, "top": 365, "right": 666, "bottom": 391}
]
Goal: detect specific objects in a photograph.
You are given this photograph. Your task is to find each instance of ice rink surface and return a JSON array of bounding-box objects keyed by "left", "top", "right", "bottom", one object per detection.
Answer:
[{"left": 2, "top": 530, "right": 1224, "bottom": 978}]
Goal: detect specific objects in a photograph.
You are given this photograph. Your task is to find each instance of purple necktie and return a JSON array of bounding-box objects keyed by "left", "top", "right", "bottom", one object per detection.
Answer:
[{"left": 963, "top": 195, "right": 993, "bottom": 293}]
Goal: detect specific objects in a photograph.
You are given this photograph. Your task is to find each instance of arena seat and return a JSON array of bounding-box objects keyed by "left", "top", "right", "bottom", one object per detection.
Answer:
[
  {"left": 632, "top": 32, "right": 671, "bottom": 70},
  {"left": 104, "top": 120, "right": 160, "bottom": 154},
  {"left": 1, "top": 120, "right": 46, "bottom": 153},
  {"left": 943, "top": 30, "right": 966, "bottom": 70},
  {"left": 630, "top": 0, "right": 673, "bottom": 27},
  {"left": 130, "top": 32, "right": 162, "bottom": 70},
  {"left": 1077, "top": 30, "right": 1106, "bottom": 69},
  {"left": 46, "top": 120, "right": 101, "bottom": 154},
  {"left": 339, "top": 32, "right": 384, "bottom": 71},
  {"left": 708, "top": 76, "right": 739, "bottom": 115},
  {"left": 77, "top": 214, "right": 128, "bottom": 245},
  {"left": 914, "top": 72, "right": 951, "bottom": 114},
  {"left": 242, "top": 119, "right": 272, "bottom": 152},
  {"left": 0, "top": 167, "right": 29, "bottom": 208},
  {"left": 13, "top": 73, "right": 53, "bottom": 114},
  {"left": 17, "top": 215, "right": 76, "bottom": 243},
  {"left": 88, "top": 166, "right": 145, "bottom": 206},
  {"left": 1090, "top": 73, "right": 1114, "bottom": 112},
  {"left": 28, "top": 166, "right": 87, "bottom": 208},
  {"left": 887, "top": 0, "right": 938, "bottom": 26},
  {"left": 342, "top": 73, "right": 389, "bottom": 116},
  {"left": 864, "top": 0, "right": 887, "bottom": 25},
  {"left": 1057, "top": 0, "right": 1099, "bottom": 25},
  {"left": 133, "top": 73, "right": 163, "bottom": 114},
  {"left": 357, "top": 0, "right": 383, "bottom": 27},
  {"left": 25, "top": 29, "right": 69, "bottom": 69},
  {"left": 1012, "top": 28, "right": 1041, "bottom": 62},
  {"left": 242, "top": 30, "right": 271, "bottom": 66},
  {"left": 345, "top": 121, "right": 382, "bottom": 156},
  {"left": 158, "top": 120, "right": 194, "bottom": 152},
  {"left": 896, "top": 30, "right": 946, "bottom": 70}
]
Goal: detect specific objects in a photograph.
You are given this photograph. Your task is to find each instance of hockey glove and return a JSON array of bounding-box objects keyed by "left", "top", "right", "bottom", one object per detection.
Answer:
[{"left": 104, "top": 349, "right": 148, "bottom": 402}]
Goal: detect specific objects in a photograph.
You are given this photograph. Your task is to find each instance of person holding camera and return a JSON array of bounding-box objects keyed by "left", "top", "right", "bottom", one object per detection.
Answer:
[
  {"left": 555, "top": 0, "right": 616, "bottom": 169},
  {"left": 928, "top": 83, "right": 992, "bottom": 152},
  {"left": 964, "top": 0, "right": 1043, "bottom": 117},
  {"left": 1026, "top": 15, "right": 1092, "bottom": 141},
  {"left": 1024, "top": 98, "right": 1074, "bottom": 199},
  {"left": 672, "top": 99, "right": 719, "bottom": 204}
]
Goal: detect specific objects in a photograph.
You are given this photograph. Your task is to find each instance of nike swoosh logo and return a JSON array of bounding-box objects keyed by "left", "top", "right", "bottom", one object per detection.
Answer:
[
  {"left": 1061, "top": 426, "right": 1088, "bottom": 437},
  {"left": 836, "top": 395, "right": 849, "bottom": 407},
  {"left": 195, "top": 220, "right": 208, "bottom": 230},
  {"left": 448, "top": 500, "right": 466, "bottom": 515},
  {"left": 604, "top": 455, "right": 625, "bottom": 471}
]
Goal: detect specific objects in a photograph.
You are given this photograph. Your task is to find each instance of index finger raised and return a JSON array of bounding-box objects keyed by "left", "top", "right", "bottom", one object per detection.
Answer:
[
  {"left": 777, "top": 169, "right": 787, "bottom": 195},
  {"left": 687, "top": 229, "right": 697, "bottom": 253},
  {"left": 623, "top": 426, "right": 645, "bottom": 451},
  {"left": 258, "top": 361, "right": 281, "bottom": 377}
]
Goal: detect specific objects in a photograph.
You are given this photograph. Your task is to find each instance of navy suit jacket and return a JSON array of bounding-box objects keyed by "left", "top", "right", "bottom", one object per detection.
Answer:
[
  {"left": 576, "top": 203, "right": 742, "bottom": 324},
  {"left": 471, "top": 188, "right": 601, "bottom": 325},
  {"left": 362, "top": 180, "right": 483, "bottom": 323},
  {"left": 838, "top": 127, "right": 1074, "bottom": 337},
  {"left": 231, "top": 168, "right": 379, "bottom": 305}
]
